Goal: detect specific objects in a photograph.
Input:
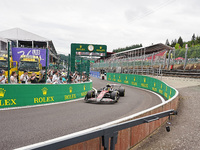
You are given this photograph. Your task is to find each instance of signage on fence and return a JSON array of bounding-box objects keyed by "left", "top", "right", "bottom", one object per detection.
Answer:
[
  {"left": 0, "top": 82, "right": 92, "bottom": 109},
  {"left": 107, "top": 73, "right": 176, "bottom": 100}
]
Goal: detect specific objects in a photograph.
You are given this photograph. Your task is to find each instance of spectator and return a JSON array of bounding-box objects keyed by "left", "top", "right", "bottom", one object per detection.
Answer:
[
  {"left": 58, "top": 76, "right": 63, "bottom": 84},
  {"left": 75, "top": 73, "right": 80, "bottom": 83},
  {"left": 52, "top": 71, "right": 59, "bottom": 83},
  {"left": 10, "top": 71, "right": 18, "bottom": 84},
  {"left": 0, "top": 70, "right": 7, "bottom": 84},
  {"left": 39, "top": 72, "right": 46, "bottom": 83},
  {"left": 67, "top": 72, "right": 73, "bottom": 83},
  {"left": 73, "top": 71, "right": 77, "bottom": 78},
  {"left": 72, "top": 72, "right": 77, "bottom": 83},
  {"left": 30, "top": 72, "right": 38, "bottom": 83},
  {"left": 46, "top": 75, "right": 53, "bottom": 84},
  {"left": 47, "top": 70, "right": 51, "bottom": 76},
  {"left": 50, "top": 69, "right": 54, "bottom": 76},
  {"left": 81, "top": 72, "right": 87, "bottom": 82},
  {"left": 20, "top": 70, "right": 29, "bottom": 84},
  {"left": 62, "top": 73, "right": 67, "bottom": 83}
]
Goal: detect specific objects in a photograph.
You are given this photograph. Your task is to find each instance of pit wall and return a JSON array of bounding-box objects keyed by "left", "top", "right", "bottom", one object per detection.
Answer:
[
  {"left": 61, "top": 73, "right": 179, "bottom": 150},
  {"left": 0, "top": 81, "right": 92, "bottom": 109}
]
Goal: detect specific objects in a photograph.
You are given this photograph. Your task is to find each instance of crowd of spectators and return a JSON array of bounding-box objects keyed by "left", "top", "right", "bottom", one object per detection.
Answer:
[{"left": 0, "top": 69, "right": 89, "bottom": 84}]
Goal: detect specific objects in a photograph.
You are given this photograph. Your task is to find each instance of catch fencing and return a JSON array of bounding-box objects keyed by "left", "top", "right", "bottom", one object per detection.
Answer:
[{"left": 91, "top": 46, "right": 200, "bottom": 75}]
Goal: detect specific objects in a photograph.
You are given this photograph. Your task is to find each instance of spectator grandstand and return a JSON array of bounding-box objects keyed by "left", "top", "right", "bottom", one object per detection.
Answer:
[{"left": 92, "top": 43, "right": 174, "bottom": 74}]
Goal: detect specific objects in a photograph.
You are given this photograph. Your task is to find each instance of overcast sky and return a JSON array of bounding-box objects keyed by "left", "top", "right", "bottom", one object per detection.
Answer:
[{"left": 0, "top": 0, "right": 200, "bottom": 54}]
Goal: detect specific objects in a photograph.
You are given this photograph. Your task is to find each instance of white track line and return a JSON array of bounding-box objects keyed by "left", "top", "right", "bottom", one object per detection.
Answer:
[{"left": 0, "top": 98, "right": 84, "bottom": 111}]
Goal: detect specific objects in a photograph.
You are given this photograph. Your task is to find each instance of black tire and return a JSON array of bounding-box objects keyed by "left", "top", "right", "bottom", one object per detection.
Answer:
[
  {"left": 84, "top": 95, "right": 89, "bottom": 103},
  {"left": 84, "top": 90, "right": 94, "bottom": 102},
  {"left": 87, "top": 90, "right": 94, "bottom": 98},
  {"left": 119, "top": 87, "right": 125, "bottom": 96},
  {"left": 110, "top": 91, "right": 119, "bottom": 101}
]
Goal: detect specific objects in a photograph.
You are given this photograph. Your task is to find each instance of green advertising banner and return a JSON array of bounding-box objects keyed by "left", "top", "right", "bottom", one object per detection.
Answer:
[
  {"left": 0, "top": 82, "right": 92, "bottom": 109},
  {"left": 71, "top": 43, "right": 107, "bottom": 55},
  {"left": 107, "top": 73, "right": 176, "bottom": 100},
  {"left": 71, "top": 43, "right": 107, "bottom": 72}
]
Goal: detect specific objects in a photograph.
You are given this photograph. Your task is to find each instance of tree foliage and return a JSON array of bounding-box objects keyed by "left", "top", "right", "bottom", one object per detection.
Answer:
[
  {"left": 171, "top": 39, "right": 176, "bottom": 47},
  {"left": 178, "top": 36, "right": 183, "bottom": 47},
  {"left": 191, "top": 33, "right": 196, "bottom": 41},
  {"left": 175, "top": 45, "right": 200, "bottom": 58},
  {"left": 59, "top": 54, "right": 68, "bottom": 63},
  {"left": 165, "top": 39, "right": 170, "bottom": 46},
  {"left": 175, "top": 43, "right": 181, "bottom": 49},
  {"left": 167, "top": 33, "right": 200, "bottom": 58}
]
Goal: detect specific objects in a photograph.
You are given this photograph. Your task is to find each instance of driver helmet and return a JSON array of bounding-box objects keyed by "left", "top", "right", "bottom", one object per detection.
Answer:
[
  {"left": 106, "top": 83, "right": 112, "bottom": 91},
  {"left": 106, "top": 83, "right": 111, "bottom": 87}
]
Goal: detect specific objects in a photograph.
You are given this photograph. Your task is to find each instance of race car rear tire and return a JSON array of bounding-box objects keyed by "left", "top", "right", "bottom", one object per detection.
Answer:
[{"left": 119, "top": 87, "right": 125, "bottom": 96}]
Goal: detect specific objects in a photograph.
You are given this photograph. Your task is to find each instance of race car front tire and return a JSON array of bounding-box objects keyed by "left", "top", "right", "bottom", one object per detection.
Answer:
[
  {"left": 84, "top": 90, "right": 94, "bottom": 102},
  {"left": 110, "top": 91, "right": 119, "bottom": 102},
  {"left": 119, "top": 87, "right": 125, "bottom": 97}
]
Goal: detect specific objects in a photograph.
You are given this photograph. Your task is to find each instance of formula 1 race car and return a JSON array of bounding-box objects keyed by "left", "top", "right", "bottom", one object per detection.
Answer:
[{"left": 84, "top": 84, "right": 125, "bottom": 103}]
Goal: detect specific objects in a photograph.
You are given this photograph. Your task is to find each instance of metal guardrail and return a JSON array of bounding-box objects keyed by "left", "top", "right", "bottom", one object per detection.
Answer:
[{"left": 20, "top": 110, "right": 177, "bottom": 150}]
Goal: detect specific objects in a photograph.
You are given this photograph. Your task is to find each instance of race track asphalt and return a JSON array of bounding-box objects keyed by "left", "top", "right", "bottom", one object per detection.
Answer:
[{"left": 0, "top": 77, "right": 161, "bottom": 150}]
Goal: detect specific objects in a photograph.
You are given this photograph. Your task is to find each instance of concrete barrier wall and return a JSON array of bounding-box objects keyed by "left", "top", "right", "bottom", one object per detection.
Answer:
[
  {"left": 60, "top": 73, "right": 179, "bottom": 150},
  {"left": 0, "top": 81, "right": 92, "bottom": 109}
]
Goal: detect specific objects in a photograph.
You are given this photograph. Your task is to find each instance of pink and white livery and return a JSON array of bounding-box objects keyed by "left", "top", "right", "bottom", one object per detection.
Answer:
[{"left": 84, "top": 84, "right": 125, "bottom": 103}]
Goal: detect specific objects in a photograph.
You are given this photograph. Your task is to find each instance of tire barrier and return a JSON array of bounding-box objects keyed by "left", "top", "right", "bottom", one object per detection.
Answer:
[{"left": 0, "top": 81, "right": 92, "bottom": 109}]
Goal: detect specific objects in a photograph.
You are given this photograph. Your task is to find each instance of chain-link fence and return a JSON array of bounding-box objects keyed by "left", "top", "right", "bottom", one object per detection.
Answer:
[
  {"left": 92, "top": 50, "right": 166, "bottom": 75},
  {"left": 173, "top": 45, "right": 200, "bottom": 70},
  {"left": 91, "top": 46, "right": 200, "bottom": 76}
]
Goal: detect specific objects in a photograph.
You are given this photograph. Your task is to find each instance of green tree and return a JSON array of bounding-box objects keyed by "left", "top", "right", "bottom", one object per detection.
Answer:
[
  {"left": 171, "top": 40, "right": 176, "bottom": 47},
  {"left": 191, "top": 34, "right": 196, "bottom": 46},
  {"left": 165, "top": 39, "right": 170, "bottom": 46},
  {"left": 178, "top": 36, "right": 183, "bottom": 47},
  {"left": 188, "top": 45, "right": 200, "bottom": 58},
  {"left": 171, "top": 40, "right": 173, "bottom": 46},
  {"left": 178, "top": 49, "right": 186, "bottom": 58},
  {"left": 192, "top": 33, "right": 196, "bottom": 41},
  {"left": 190, "top": 50, "right": 197, "bottom": 58},
  {"left": 195, "top": 36, "right": 200, "bottom": 44},
  {"left": 175, "top": 43, "right": 181, "bottom": 49}
]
